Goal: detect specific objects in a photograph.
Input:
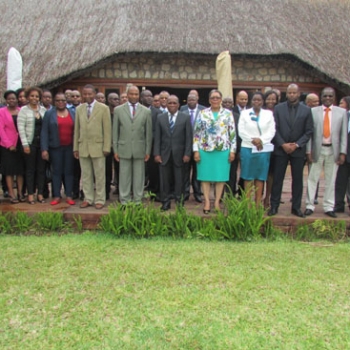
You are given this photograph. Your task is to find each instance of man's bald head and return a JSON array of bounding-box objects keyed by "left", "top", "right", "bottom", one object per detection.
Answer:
[
  {"left": 305, "top": 93, "right": 319, "bottom": 108},
  {"left": 236, "top": 90, "right": 248, "bottom": 108}
]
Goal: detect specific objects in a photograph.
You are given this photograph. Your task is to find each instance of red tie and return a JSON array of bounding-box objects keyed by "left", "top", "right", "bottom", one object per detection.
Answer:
[{"left": 323, "top": 107, "right": 330, "bottom": 138}]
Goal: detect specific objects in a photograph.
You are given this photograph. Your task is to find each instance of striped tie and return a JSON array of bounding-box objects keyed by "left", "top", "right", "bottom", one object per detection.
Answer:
[{"left": 169, "top": 114, "right": 175, "bottom": 133}]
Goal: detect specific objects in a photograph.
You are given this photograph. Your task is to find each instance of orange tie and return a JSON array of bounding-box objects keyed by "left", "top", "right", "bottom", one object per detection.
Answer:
[{"left": 323, "top": 107, "right": 330, "bottom": 138}]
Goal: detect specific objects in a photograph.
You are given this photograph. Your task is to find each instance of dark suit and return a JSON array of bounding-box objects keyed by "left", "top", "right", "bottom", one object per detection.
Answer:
[
  {"left": 227, "top": 105, "right": 246, "bottom": 196},
  {"left": 154, "top": 111, "right": 192, "bottom": 204},
  {"left": 181, "top": 105, "right": 205, "bottom": 199},
  {"left": 270, "top": 101, "right": 313, "bottom": 210},
  {"left": 335, "top": 111, "right": 350, "bottom": 211},
  {"left": 147, "top": 106, "right": 162, "bottom": 195},
  {"left": 227, "top": 109, "right": 241, "bottom": 195}
]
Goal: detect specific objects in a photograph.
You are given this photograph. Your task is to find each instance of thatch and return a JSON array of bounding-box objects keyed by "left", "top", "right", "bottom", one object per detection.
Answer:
[{"left": 1, "top": 0, "right": 349, "bottom": 91}]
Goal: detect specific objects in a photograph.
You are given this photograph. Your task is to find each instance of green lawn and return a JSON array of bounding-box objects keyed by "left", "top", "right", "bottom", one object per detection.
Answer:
[{"left": 1, "top": 234, "right": 350, "bottom": 349}]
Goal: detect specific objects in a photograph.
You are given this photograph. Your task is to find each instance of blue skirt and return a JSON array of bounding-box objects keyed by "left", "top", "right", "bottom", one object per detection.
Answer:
[
  {"left": 197, "top": 149, "right": 230, "bottom": 182},
  {"left": 240, "top": 147, "right": 270, "bottom": 181}
]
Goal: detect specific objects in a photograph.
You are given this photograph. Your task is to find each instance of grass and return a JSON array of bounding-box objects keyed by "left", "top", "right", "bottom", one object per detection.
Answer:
[{"left": 1, "top": 234, "right": 350, "bottom": 349}]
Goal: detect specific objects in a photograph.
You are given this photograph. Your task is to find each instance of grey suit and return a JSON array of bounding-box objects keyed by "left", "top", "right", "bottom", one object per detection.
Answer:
[
  {"left": 306, "top": 105, "right": 347, "bottom": 212},
  {"left": 113, "top": 103, "right": 152, "bottom": 204},
  {"left": 154, "top": 111, "right": 192, "bottom": 203}
]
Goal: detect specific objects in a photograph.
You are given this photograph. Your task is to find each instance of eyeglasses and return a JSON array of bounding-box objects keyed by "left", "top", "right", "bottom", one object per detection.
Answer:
[
  {"left": 55, "top": 100, "right": 66, "bottom": 102},
  {"left": 210, "top": 96, "right": 221, "bottom": 100}
]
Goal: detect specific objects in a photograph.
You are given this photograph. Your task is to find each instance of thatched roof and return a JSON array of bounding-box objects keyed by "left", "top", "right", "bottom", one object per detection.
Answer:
[{"left": 1, "top": 0, "right": 349, "bottom": 92}]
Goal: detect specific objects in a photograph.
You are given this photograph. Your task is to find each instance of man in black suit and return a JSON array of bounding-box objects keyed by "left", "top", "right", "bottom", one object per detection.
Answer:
[
  {"left": 233, "top": 90, "right": 248, "bottom": 114},
  {"left": 232, "top": 91, "right": 249, "bottom": 195},
  {"left": 154, "top": 95, "right": 192, "bottom": 210},
  {"left": 268, "top": 84, "right": 313, "bottom": 217},
  {"left": 181, "top": 93, "right": 205, "bottom": 202},
  {"left": 141, "top": 89, "right": 162, "bottom": 199},
  {"left": 107, "top": 92, "right": 120, "bottom": 199},
  {"left": 180, "top": 89, "right": 206, "bottom": 111},
  {"left": 222, "top": 97, "right": 241, "bottom": 196}
]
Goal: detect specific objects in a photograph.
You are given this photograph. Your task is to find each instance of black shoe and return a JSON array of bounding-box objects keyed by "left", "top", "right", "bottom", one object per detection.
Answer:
[
  {"left": 304, "top": 209, "right": 314, "bottom": 216},
  {"left": 194, "top": 194, "right": 202, "bottom": 203},
  {"left": 325, "top": 211, "right": 337, "bottom": 218},
  {"left": 291, "top": 209, "right": 305, "bottom": 218},
  {"left": 183, "top": 194, "right": 190, "bottom": 201},
  {"left": 314, "top": 199, "right": 319, "bottom": 205},
  {"left": 268, "top": 207, "right": 278, "bottom": 216},
  {"left": 334, "top": 207, "right": 345, "bottom": 213},
  {"left": 161, "top": 202, "right": 171, "bottom": 211}
]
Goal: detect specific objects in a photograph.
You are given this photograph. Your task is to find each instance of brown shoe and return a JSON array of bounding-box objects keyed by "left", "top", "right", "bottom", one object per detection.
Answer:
[
  {"left": 95, "top": 203, "right": 104, "bottom": 210},
  {"left": 80, "top": 201, "right": 91, "bottom": 208}
]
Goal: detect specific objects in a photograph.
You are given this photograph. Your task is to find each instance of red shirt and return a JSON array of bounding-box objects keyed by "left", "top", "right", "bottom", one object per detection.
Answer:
[{"left": 58, "top": 113, "right": 74, "bottom": 146}]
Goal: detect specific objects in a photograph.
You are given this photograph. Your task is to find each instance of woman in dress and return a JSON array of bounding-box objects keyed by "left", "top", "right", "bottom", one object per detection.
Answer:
[
  {"left": 17, "top": 87, "right": 47, "bottom": 204},
  {"left": 193, "top": 89, "right": 236, "bottom": 213},
  {"left": 238, "top": 92, "right": 276, "bottom": 206},
  {"left": 41, "top": 93, "right": 75, "bottom": 205},
  {"left": 262, "top": 90, "right": 279, "bottom": 208},
  {"left": 0, "top": 90, "right": 25, "bottom": 203}
]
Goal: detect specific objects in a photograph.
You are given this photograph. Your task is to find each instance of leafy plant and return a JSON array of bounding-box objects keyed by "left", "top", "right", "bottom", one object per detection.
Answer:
[
  {"left": 12, "top": 211, "right": 34, "bottom": 234},
  {"left": 0, "top": 213, "right": 12, "bottom": 234},
  {"left": 34, "top": 212, "right": 68, "bottom": 233}
]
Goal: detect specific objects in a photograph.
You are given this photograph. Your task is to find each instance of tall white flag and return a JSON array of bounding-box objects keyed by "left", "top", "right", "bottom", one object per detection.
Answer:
[{"left": 7, "top": 47, "right": 23, "bottom": 90}]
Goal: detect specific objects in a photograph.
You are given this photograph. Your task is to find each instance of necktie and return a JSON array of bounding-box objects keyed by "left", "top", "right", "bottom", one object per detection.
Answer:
[
  {"left": 87, "top": 104, "right": 91, "bottom": 118},
  {"left": 131, "top": 104, "right": 136, "bottom": 118},
  {"left": 190, "top": 110, "right": 195, "bottom": 126},
  {"left": 323, "top": 107, "right": 330, "bottom": 138},
  {"left": 169, "top": 114, "right": 175, "bottom": 133}
]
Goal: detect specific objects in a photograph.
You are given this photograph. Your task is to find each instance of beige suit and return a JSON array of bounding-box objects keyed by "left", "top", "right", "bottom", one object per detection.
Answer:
[
  {"left": 74, "top": 101, "right": 111, "bottom": 205},
  {"left": 113, "top": 103, "right": 152, "bottom": 204},
  {"left": 306, "top": 105, "right": 347, "bottom": 212}
]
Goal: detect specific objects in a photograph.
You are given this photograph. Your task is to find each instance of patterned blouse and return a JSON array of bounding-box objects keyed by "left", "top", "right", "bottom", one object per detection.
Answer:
[{"left": 193, "top": 107, "right": 236, "bottom": 152}]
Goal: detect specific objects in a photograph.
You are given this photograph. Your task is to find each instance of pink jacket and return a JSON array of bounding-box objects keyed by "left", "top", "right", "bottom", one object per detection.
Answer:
[{"left": 0, "top": 107, "right": 20, "bottom": 148}]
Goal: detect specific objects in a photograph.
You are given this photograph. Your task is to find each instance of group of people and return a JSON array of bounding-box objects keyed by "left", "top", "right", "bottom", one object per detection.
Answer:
[{"left": 1, "top": 83, "right": 350, "bottom": 218}]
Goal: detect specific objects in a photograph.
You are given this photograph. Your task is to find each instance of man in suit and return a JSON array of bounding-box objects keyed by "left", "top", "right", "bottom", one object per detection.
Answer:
[
  {"left": 113, "top": 85, "right": 152, "bottom": 205},
  {"left": 232, "top": 91, "right": 248, "bottom": 195},
  {"left": 140, "top": 89, "right": 162, "bottom": 200},
  {"left": 335, "top": 97, "right": 350, "bottom": 213},
  {"left": 106, "top": 92, "right": 120, "bottom": 200},
  {"left": 180, "top": 89, "right": 206, "bottom": 111},
  {"left": 154, "top": 95, "right": 192, "bottom": 210},
  {"left": 159, "top": 91, "right": 169, "bottom": 113},
  {"left": 70, "top": 90, "right": 83, "bottom": 200},
  {"left": 233, "top": 90, "right": 248, "bottom": 115},
  {"left": 181, "top": 93, "right": 205, "bottom": 202},
  {"left": 268, "top": 84, "right": 313, "bottom": 217},
  {"left": 304, "top": 87, "right": 347, "bottom": 218},
  {"left": 73, "top": 84, "right": 111, "bottom": 209},
  {"left": 222, "top": 97, "right": 241, "bottom": 196}
]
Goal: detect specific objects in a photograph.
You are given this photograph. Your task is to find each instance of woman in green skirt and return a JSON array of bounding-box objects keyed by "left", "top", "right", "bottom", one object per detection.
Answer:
[{"left": 193, "top": 90, "right": 236, "bottom": 213}]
